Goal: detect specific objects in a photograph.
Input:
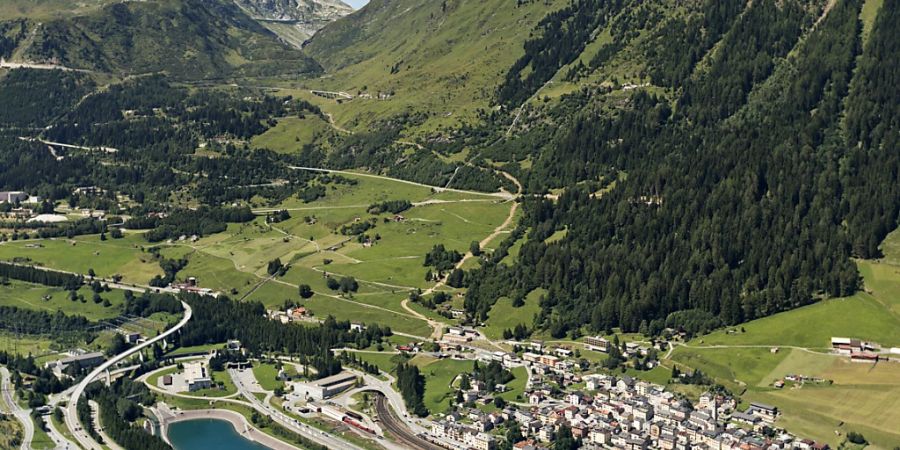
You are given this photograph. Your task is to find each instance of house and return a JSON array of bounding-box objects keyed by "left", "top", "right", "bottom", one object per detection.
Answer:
[
  {"left": 747, "top": 402, "right": 778, "bottom": 421},
  {"left": 0, "top": 191, "right": 28, "bottom": 204},
  {"left": 732, "top": 411, "right": 761, "bottom": 427},
  {"left": 226, "top": 340, "right": 242, "bottom": 351},
  {"left": 124, "top": 332, "right": 141, "bottom": 344},
  {"left": 350, "top": 322, "right": 366, "bottom": 332}
]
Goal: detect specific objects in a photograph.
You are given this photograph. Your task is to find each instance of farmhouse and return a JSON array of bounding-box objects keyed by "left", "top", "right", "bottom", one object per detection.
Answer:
[{"left": 831, "top": 337, "right": 878, "bottom": 354}]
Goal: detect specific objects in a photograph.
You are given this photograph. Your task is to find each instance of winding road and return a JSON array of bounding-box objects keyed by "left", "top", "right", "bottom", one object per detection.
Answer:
[
  {"left": 64, "top": 300, "right": 193, "bottom": 450},
  {"left": 1, "top": 367, "right": 34, "bottom": 450}
]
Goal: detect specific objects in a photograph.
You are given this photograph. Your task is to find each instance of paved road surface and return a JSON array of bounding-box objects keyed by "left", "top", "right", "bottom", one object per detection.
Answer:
[
  {"left": 64, "top": 301, "right": 193, "bottom": 450},
  {"left": 288, "top": 166, "right": 513, "bottom": 200},
  {"left": 1, "top": 367, "right": 34, "bottom": 450},
  {"left": 229, "top": 367, "right": 365, "bottom": 450}
]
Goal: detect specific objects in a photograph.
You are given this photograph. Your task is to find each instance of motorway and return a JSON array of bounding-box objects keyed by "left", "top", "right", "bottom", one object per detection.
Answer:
[
  {"left": 64, "top": 300, "right": 193, "bottom": 450},
  {"left": 228, "top": 367, "right": 366, "bottom": 450},
  {"left": 1, "top": 367, "right": 34, "bottom": 450}
]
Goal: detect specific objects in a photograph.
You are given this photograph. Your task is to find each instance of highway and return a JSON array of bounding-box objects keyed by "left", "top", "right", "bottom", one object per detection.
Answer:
[
  {"left": 374, "top": 394, "right": 444, "bottom": 450},
  {"left": 64, "top": 300, "right": 193, "bottom": 450},
  {"left": 229, "top": 367, "right": 365, "bottom": 450},
  {"left": 1, "top": 367, "right": 34, "bottom": 450}
]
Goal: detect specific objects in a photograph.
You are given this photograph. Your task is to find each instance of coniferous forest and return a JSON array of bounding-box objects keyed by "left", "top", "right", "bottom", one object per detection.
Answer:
[{"left": 466, "top": 0, "right": 900, "bottom": 336}]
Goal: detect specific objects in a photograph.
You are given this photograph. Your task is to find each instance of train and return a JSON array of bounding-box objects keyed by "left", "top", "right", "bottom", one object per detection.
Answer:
[
  {"left": 345, "top": 410, "right": 364, "bottom": 421},
  {"left": 342, "top": 416, "right": 375, "bottom": 434}
]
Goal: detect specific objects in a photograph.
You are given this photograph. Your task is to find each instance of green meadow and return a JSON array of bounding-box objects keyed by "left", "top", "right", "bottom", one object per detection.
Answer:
[
  {"left": 250, "top": 116, "right": 335, "bottom": 154},
  {"left": 0, "top": 279, "right": 126, "bottom": 321},
  {"left": 0, "top": 233, "right": 163, "bottom": 284},
  {"left": 480, "top": 288, "right": 544, "bottom": 340},
  {"left": 669, "top": 229, "right": 900, "bottom": 448}
]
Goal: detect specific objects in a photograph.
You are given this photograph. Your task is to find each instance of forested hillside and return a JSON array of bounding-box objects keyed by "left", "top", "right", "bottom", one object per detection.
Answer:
[
  {"left": 463, "top": 0, "right": 899, "bottom": 337},
  {"left": 1, "top": 0, "right": 321, "bottom": 79}
]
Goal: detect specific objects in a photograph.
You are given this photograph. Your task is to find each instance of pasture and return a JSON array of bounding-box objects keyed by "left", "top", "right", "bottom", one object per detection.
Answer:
[
  {"left": 670, "top": 229, "right": 900, "bottom": 448},
  {"left": 0, "top": 234, "right": 163, "bottom": 284}
]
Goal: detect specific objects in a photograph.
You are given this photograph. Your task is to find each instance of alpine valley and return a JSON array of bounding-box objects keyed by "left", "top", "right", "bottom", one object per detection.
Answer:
[{"left": 0, "top": 0, "right": 897, "bottom": 449}]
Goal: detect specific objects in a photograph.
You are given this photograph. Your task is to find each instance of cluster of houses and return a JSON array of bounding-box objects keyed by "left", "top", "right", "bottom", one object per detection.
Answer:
[
  {"left": 270, "top": 306, "right": 311, "bottom": 324},
  {"left": 431, "top": 373, "right": 829, "bottom": 450},
  {"left": 170, "top": 276, "right": 219, "bottom": 297},
  {"left": 440, "top": 326, "right": 482, "bottom": 346},
  {"left": 829, "top": 337, "right": 895, "bottom": 362}
]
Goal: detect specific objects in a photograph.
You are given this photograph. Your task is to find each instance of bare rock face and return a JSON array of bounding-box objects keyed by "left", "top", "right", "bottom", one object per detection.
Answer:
[{"left": 234, "top": 0, "right": 354, "bottom": 44}]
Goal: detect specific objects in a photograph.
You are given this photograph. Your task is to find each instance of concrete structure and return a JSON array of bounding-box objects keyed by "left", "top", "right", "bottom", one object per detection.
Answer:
[
  {"left": 584, "top": 336, "right": 610, "bottom": 352},
  {"left": 27, "top": 214, "right": 68, "bottom": 223},
  {"left": 183, "top": 361, "right": 212, "bottom": 392},
  {"left": 0, "top": 191, "right": 28, "bottom": 203},
  {"left": 292, "top": 371, "right": 357, "bottom": 400},
  {"left": 47, "top": 352, "right": 105, "bottom": 372}
]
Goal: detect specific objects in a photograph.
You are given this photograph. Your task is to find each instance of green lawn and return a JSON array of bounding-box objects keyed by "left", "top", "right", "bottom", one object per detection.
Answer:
[
  {"left": 30, "top": 415, "right": 55, "bottom": 450},
  {"left": 411, "top": 356, "right": 473, "bottom": 415},
  {"left": 193, "top": 370, "right": 238, "bottom": 397},
  {"left": 304, "top": 294, "right": 433, "bottom": 337},
  {"left": 481, "top": 288, "right": 544, "bottom": 340},
  {"left": 668, "top": 228, "right": 900, "bottom": 448},
  {"left": 250, "top": 116, "right": 334, "bottom": 154},
  {"left": 252, "top": 363, "right": 285, "bottom": 392},
  {"left": 349, "top": 351, "right": 405, "bottom": 374},
  {"left": 0, "top": 280, "right": 127, "bottom": 321},
  {"left": 0, "top": 234, "right": 163, "bottom": 284}
]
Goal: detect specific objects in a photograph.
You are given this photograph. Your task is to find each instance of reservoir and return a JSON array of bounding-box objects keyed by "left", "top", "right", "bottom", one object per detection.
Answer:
[{"left": 167, "top": 419, "right": 271, "bottom": 450}]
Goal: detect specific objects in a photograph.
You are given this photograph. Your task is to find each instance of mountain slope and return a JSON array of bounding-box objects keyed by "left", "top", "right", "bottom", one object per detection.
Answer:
[
  {"left": 235, "top": 0, "right": 353, "bottom": 46},
  {"left": 3, "top": 0, "right": 321, "bottom": 79},
  {"left": 302, "top": 0, "right": 570, "bottom": 133}
]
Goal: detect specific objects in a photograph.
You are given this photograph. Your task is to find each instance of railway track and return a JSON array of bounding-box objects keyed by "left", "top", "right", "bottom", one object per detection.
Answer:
[{"left": 374, "top": 394, "right": 444, "bottom": 450}]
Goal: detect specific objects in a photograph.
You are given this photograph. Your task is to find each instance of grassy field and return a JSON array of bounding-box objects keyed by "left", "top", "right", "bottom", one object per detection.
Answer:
[
  {"left": 252, "top": 363, "right": 285, "bottom": 392},
  {"left": 140, "top": 173, "right": 514, "bottom": 335},
  {"left": 250, "top": 116, "right": 335, "bottom": 154},
  {"left": 410, "top": 356, "right": 473, "bottom": 415},
  {"left": 860, "top": 0, "right": 885, "bottom": 44},
  {"left": 668, "top": 229, "right": 900, "bottom": 448},
  {"left": 480, "top": 288, "right": 544, "bottom": 340},
  {"left": 0, "top": 280, "right": 126, "bottom": 321},
  {"left": 299, "top": 0, "right": 571, "bottom": 135},
  {"left": 193, "top": 370, "right": 238, "bottom": 397},
  {"left": 0, "top": 234, "right": 163, "bottom": 284}
]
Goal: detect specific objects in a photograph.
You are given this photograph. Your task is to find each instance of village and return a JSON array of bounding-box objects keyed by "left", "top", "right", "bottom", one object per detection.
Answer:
[{"left": 422, "top": 333, "right": 838, "bottom": 450}]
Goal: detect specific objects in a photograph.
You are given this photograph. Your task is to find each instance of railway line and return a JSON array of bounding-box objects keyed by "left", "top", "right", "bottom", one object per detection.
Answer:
[{"left": 374, "top": 394, "right": 445, "bottom": 450}]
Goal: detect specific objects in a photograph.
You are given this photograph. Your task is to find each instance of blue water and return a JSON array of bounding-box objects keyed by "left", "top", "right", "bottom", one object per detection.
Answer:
[{"left": 167, "top": 419, "right": 272, "bottom": 450}]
